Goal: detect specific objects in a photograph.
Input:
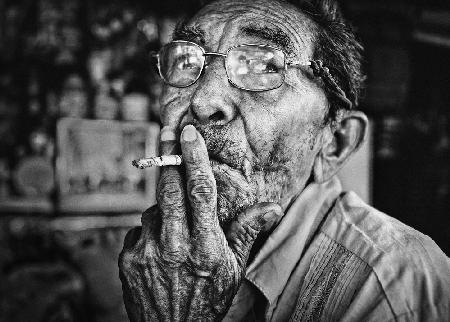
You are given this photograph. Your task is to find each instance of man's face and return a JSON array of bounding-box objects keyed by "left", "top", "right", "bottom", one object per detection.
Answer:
[{"left": 160, "top": 0, "right": 329, "bottom": 225}]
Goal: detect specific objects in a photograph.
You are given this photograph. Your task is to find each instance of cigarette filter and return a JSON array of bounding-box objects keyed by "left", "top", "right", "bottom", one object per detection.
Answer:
[{"left": 132, "top": 155, "right": 183, "bottom": 169}]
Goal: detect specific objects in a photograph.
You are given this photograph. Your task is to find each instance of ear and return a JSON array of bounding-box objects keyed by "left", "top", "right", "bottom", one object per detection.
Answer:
[{"left": 313, "top": 111, "right": 368, "bottom": 183}]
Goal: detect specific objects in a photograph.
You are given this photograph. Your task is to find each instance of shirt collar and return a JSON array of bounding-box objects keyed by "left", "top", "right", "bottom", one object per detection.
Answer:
[{"left": 245, "top": 177, "right": 342, "bottom": 304}]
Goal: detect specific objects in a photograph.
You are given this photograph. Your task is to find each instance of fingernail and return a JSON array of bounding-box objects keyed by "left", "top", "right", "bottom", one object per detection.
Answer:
[
  {"left": 263, "top": 206, "right": 283, "bottom": 222},
  {"left": 182, "top": 125, "right": 197, "bottom": 142},
  {"left": 160, "top": 126, "right": 176, "bottom": 141},
  {"left": 263, "top": 211, "right": 276, "bottom": 222}
]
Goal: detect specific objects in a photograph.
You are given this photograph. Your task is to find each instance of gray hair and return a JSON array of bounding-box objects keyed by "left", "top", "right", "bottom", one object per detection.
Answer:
[{"left": 287, "top": 0, "right": 365, "bottom": 120}]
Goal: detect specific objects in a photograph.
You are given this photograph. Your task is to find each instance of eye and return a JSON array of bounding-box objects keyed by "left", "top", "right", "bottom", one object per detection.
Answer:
[
  {"left": 175, "top": 54, "right": 199, "bottom": 70},
  {"left": 264, "top": 62, "right": 279, "bottom": 73},
  {"left": 252, "top": 61, "right": 281, "bottom": 74}
]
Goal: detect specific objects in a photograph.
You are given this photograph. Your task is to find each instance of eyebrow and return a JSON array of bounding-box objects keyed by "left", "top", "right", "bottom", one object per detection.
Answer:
[
  {"left": 172, "top": 21, "right": 296, "bottom": 57},
  {"left": 241, "top": 25, "right": 295, "bottom": 56},
  {"left": 172, "top": 22, "right": 206, "bottom": 46}
]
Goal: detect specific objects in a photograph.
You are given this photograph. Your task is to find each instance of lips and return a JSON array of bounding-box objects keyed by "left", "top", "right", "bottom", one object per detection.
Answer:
[
  {"left": 187, "top": 121, "right": 249, "bottom": 177},
  {"left": 205, "top": 140, "right": 247, "bottom": 169},
  {"left": 208, "top": 153, "right": 255, "bottom": 184}
]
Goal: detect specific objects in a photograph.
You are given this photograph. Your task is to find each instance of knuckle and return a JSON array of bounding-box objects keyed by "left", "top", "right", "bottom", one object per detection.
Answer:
[
  {"left": 158, "top": 247, "right": 186, "bottom": 267},
  {"left": 188, "top": 175, "right": 216, "bottom": 205},
  {"left": 190, "top": 235, "right": 223, "bottom": 265},
  {"left": 233, "top": 222, "right": 258, "bottom": 250},
  {"left": 189, "top": 252, "right": 219, "bottom": 273},
  {"left": 241, "top": 223, "right": 259, "bottom": 242},
  {"left": 157, "top": 180, "right": 183, "bottom": 205}
]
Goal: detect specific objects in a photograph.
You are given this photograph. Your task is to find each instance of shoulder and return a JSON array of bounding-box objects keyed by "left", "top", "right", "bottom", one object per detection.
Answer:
[{"left": 321, "top": 191, "right": 450, "bottom": 320}]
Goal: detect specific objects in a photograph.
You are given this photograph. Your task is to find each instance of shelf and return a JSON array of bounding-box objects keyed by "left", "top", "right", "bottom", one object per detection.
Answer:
[
  {"left": 0, "top": 197, "right": 53, "bottom": 214},
  {"left": 7, "top": 213, "right": 143, "bottom": 236}
]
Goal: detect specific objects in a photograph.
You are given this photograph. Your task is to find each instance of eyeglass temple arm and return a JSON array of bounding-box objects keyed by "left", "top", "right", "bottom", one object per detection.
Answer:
[
  {"left": 289, "top": 60, "right": 352, "bottom": 109},
  {"left": 288, "top": 61, "right": 312, "bottom": 68}
]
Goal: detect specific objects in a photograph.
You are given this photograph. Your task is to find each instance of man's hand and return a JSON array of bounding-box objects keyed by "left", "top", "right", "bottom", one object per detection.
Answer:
[{"left": 119, "top": 125, "right": 282, "bottom": 322}]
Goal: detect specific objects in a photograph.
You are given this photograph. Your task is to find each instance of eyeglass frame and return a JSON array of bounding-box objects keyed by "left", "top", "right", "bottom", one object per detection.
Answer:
[{"left": 151, "top": 40, "right": 313, "bottom": 92}]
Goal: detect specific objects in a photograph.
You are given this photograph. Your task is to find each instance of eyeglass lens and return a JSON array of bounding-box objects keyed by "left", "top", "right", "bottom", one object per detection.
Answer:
[
  {"left": 226, "top": 46, "right": 285, "bottom": 90},
  {"left": 158, "top": 42, "right": 286, "bottom": 90},
  {"left": 158, "top": 42, "right": 205, "bottom": 87}
]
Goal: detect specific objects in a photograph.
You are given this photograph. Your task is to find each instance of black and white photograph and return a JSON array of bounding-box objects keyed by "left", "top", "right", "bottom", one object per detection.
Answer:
[{"left": 0, "top": 0, "right": 449, "bottom": 321}]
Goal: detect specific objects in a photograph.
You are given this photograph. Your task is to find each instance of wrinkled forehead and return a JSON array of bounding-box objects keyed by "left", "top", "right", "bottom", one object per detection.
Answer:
[{"left": 185, "top": 0, "right": 316, "bottom": 60}]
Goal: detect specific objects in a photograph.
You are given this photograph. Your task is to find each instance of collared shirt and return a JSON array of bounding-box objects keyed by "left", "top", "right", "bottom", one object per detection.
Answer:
[{"left": 224, "top": 177, "right": 450, "bottom": 321}]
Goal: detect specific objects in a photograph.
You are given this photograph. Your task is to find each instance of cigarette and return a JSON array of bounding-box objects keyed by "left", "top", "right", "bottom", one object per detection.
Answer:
[{"left": 132, "top": 155, "right": 183, "bottom": 169}]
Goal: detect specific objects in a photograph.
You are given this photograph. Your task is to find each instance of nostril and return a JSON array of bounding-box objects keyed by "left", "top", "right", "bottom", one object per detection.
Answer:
[{"left": 209, "top": 111, "right": 225, "bottom": 123}]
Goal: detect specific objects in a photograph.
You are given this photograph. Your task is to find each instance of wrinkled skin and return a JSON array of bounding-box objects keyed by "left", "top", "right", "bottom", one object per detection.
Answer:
[{"left": 119, "top": 0, "right": 332, "bottom": 321}]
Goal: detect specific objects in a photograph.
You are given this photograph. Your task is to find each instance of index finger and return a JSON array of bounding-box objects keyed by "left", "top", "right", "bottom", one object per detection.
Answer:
[{"left": 180, "top": 125, "right": 220, "bottom": 255}]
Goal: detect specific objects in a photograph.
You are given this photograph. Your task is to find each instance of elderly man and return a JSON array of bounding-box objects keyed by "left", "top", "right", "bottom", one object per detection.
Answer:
[{"left": 119, "top": 0, "right": 450, "bottom": 320}]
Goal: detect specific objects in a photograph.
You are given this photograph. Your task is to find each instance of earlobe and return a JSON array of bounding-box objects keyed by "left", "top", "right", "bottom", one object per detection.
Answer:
[{"left": 313, "top": 111, "right": 368, "bottom": 183}]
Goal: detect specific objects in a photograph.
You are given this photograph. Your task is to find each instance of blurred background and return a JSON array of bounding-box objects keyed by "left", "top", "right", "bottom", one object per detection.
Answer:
[{"left": 0, "top": 0, "right": 449, "bottom": 321}]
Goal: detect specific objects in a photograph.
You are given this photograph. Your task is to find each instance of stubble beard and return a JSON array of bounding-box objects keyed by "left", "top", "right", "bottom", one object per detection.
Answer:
[
  {"left": 212, "top": 162, "right": 291, "bottom": 228},
  {"left": 195, "top": 119, "right": 297, "bottom": 228}
]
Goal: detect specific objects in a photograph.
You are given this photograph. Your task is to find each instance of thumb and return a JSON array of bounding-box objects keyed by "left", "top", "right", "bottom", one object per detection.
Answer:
[{"left": 226, "top": 202, "right": 283, "bottom": 267}]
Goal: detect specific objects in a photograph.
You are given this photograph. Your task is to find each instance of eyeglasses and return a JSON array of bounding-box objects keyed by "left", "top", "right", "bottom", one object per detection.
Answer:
[
  {"left": 153, "top": 40, "right": 313, "bottom": 92},
  {"left": 152, "top": 40, "right": 353, "bottom": 108}
]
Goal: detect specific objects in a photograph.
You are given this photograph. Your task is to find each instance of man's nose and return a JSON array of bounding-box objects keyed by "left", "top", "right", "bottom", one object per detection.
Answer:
[{"left": 189, "top": 60, "right": 236, "bottom": 125}]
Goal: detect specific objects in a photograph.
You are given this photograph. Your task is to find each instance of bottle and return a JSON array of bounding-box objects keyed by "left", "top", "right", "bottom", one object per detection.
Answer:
[
  {"left": 121, "top": 78, "right": 149, "bottom": 122},
  {"left": 93, "top": 81, "right": 119, "bottom": 120},
  {"left": 12, "top": 129, "right": 54, "bottom": 198},
  {"left": 58, "top": 73, "right": 88, "bottom": 118}
]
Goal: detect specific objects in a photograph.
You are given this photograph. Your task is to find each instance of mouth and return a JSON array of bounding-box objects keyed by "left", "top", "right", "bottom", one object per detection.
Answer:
[{"left": 190, "top": 122, "right": 252, "bottom": 179}]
